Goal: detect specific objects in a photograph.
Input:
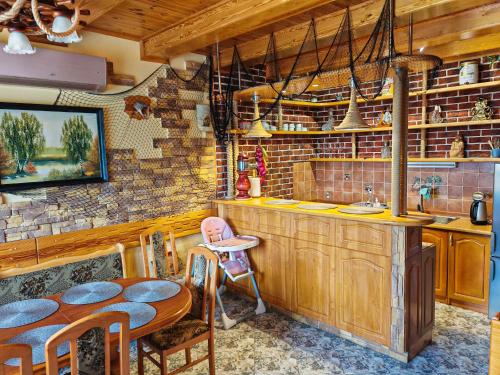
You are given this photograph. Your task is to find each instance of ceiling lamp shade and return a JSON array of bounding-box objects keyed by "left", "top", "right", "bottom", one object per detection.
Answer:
[
  {"left": 47, "top": 15, "right": 82, "bottom": 43},
  {"left": 243, "top": 94, "right": 272, "bottom": 138},
  {"left": 335, "top": 80, "right": 370, "bottom": 130},
  {"left": 3, "top": 30, "right": 36, "bottom": 55}
]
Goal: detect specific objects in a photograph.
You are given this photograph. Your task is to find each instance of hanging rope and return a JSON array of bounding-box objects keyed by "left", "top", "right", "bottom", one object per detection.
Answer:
[
  {"left": 0, "top": 0, "right": 25, "bottom": 22},
  {"left": 31, "top": 0, "right": 81, "bottom": 38}
]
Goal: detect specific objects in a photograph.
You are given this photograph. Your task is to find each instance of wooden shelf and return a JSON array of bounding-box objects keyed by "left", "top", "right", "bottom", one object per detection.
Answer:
[
  {"left": 310, "top": 157, "right": 500, "bottom": 163},
  {"left": 230, "top": 119, "right": 500, "bottom": 136},
  {"left": 238, "top": 80, "right": 500, "bottom": 106}
]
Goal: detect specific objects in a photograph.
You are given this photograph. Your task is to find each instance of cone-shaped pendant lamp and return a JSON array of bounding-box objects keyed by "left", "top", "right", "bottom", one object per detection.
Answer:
[
  {"left": 335, "top": 79, "right": 371, "bottom": 130},
  {"left": 244, "top": 94, "right": 272, "bottom": 138}
]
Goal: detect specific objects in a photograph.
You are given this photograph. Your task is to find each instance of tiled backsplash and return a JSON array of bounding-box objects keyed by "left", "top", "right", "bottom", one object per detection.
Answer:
[{"left": 293, "top": 161, "right": 495, "bottom": 217}]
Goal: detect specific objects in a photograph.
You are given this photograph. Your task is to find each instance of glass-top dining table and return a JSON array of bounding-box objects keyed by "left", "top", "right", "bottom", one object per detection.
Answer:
[{"left": 0, "top": 277, "right": 192, "bottom": 374}]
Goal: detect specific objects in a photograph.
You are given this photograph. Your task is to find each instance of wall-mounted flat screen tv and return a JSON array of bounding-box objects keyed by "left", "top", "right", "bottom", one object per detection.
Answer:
[{"left": 0, "top": 102, "right": 108, "bottom": 190}]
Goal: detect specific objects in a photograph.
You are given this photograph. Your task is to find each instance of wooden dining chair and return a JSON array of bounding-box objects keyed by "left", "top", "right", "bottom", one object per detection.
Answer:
[
  {"left": 45, "top": 312, "right": 131, "bottom": 375},
  {"left": 139, "top": 225, "right": 180, "bottom": 278},
  {"left": 0, "top": 344, "right": 33, "bottom": 375},
  {"left": 138, "top": 246, "right": 218, "bottom": 375}
]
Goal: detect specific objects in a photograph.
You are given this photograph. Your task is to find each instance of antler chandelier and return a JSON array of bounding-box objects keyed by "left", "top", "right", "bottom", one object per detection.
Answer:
[{"left": 0, "top": 0, "right": 88, "bottom": 54}]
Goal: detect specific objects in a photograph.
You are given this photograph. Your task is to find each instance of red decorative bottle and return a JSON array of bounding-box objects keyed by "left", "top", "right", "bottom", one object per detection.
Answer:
[{"left": 235, "top": 153, "right": 251, "bottom": 200}]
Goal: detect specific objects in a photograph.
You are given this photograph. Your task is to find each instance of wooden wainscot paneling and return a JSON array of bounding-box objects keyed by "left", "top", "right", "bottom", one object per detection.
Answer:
[
  {"left": 218, "top": 204, "right": 256, "bottom": 233},
  {"left": 291, "top": 214, "right": 336, "bottom": 245},
  {"left": 448, "top": 232, "right": 490, "bottom": 313},
  {"left": 336, "top": 247, "right": 391, "bottom": 346},
  {"left": 422, "top": 229, "right": 449, "bottom": 302},
  {"left": 0, "top": 239, "right": 38, "bottom": 270},
  {"left": 291, "top": 240, "right": 335, "bottom": 325},
  {"left": 336, "top": 220, "right": 391, "bottom": 256}
]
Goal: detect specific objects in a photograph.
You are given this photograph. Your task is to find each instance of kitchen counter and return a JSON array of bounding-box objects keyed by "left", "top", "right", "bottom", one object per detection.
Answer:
[
  {"left": 214, "top": 197, "right": 434, "bottom": 227},
  {"left": 425, "top": 217, "right": 491, "bottom": 236},
  {"left": 215, "top": 198, "right": 436, "bottom": 362}
]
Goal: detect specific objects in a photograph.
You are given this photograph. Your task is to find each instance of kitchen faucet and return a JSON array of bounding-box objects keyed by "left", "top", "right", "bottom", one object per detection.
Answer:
[{"left": 365, "top": 185, "right": 374, "bottom": 206}]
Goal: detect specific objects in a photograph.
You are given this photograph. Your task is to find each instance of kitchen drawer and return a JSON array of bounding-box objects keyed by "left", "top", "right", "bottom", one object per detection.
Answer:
[
  {"left": 220, "top": 205, "right": 291, "bottom": 237},
  {"left": 291, "top": 214, "right": 335, "bottom": 245},
  {"left": 0, "top": 239, "right": 38, "bottom": 270},
  {"left": 336, "top": 219, "right": 391, "bottom": 256}
]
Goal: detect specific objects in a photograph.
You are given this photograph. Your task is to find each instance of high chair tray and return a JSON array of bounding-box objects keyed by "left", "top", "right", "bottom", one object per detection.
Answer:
[{"left": 206, "top": 235, "right": 259, "bottom": 252}]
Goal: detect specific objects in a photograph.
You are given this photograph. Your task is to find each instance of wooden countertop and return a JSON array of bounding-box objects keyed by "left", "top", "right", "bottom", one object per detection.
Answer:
[
  {"left": 425, "top": 217, "right": 492, "bottom": 236},
  {"left": 214, "top": 198, "right": 434, "bottom": 227}
]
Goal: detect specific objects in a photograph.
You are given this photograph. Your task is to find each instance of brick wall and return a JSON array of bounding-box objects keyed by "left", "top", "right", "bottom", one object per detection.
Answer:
[
  {"left": 0, "top": 68, "right": 216, "bottom": 243},
  {"left": 217, "top": 55, "right": 500, "bottom": 211}
]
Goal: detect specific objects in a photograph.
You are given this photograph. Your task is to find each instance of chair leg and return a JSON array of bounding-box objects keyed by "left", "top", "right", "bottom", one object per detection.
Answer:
[
  {"left": 208, "top": 334, "right": 215, "bottom": 375},
  {"left": 137, "top": 339, "right": 144, "bottom": 375},
  {"left": 185, "top": 348, "right": 192, "bottom": 365},
  {"left": 160, "top": 352, "right": 168, "bottom": 375}
]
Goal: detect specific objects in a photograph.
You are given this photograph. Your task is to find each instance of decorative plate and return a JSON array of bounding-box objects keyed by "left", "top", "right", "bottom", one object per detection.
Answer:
[
  {"left": 296, "top": 203, "right": 338, "bottom": 210},
  {"left": 123, "top": 280, "right": 181, "bottom": 303},
  {"left": 0, "top": 299, "right": 59, "bottom": 329},
  {"left": 5, "top": 324, "right": 69, "bottom": 366},
  {"left": 61, "top": 281, "right": 123, "bottom": 305},
  {"left": 96, "top": 302, "right": 156, "bottom": 333}
]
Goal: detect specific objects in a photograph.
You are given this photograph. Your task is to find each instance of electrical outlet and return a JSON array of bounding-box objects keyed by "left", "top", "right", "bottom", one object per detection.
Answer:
[
  {"left": 325, "top": 191, "right": 332, "bottom": 200},
  {"left": 344, "top": 173, "right": 351, "bottom": 181}
]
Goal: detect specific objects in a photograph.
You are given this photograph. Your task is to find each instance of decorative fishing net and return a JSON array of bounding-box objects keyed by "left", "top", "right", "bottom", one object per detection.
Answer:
[
  {"left": 209, "top": 0, "right": 442, "bottom": 142},
  {"left": 7, "top": 61, "right": 215, "bottom": 221}
]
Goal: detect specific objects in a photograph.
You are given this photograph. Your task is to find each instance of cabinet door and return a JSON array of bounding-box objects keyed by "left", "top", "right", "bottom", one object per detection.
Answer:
[
  {"left": 448, "top": 232, "right": 490, "bottom": 311},
  {"left": 422, "top": 229, "right": 449, "bottom": 301},
  {"left": 336, "top": 248, "right": 391, "bottom": 346},
  {"left": 248, "top": 232, "right": 292, "bottom": 310},
  {"left": 291, "top": 240, "right": 334, "bottom": 324}
]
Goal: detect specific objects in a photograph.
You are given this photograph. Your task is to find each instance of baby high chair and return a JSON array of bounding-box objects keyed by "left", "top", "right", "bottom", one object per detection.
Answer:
[{"left": 201, "top": 217, "right": 266, "bottom": 329}]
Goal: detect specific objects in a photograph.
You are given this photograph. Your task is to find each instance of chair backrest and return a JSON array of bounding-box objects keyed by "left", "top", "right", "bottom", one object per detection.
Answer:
[
  {"left": 45, "top": 312, "right": 130, "bottom": 375},
  {"left": 491, "top": 314, "right": 500, "bottom": 375},
  {"left": 139, "top": 225, "right": 178, "bottom": 278},
  {"left": 0, "top": 244, "right": 126, "bottom": 306},
  {"left": 0, "top": 344, "right": 33, "bottom": 375},
  {"left": 184, "top": 246, "right": 218, "bottom": 326},
  {"left": 200, "top": 217, "right": 234, "bottom": 243}
]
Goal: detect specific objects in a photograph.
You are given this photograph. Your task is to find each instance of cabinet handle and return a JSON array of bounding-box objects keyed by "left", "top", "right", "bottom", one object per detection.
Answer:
[
  {"left": 491, "top": 260, "right": 496, "bottom": 282},
  {"left": 448, "top": 233, "right": 453, "bottom": 248},
  {"left": 492, "top": 232, "right": 497, "bottom": 256}
]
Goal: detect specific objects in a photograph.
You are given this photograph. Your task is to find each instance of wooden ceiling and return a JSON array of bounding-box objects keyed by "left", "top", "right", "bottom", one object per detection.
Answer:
[{"left": 81, "top": 0, "right": 500, "bottom": 68}]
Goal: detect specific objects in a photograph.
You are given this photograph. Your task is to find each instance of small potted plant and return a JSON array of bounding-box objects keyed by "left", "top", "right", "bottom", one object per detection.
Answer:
[{"left": 489, "top": 138, "right": 500, "bottom": 158}]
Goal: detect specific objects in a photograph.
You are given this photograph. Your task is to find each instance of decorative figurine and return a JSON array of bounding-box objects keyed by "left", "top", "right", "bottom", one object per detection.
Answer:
[
  {"left": 430, "top": 105, "right": 444, "bottom": 124},
  {"left": 471, "top": 97, "right": 494, "bottom": 120},
  {"left": 449, "top": 134, "right": 465, "bottom": 158},
  {"left": 381, "top": 141, "right": 391, "bottom": 158},
  {"left": 377, "top": 108, "right": 392, "bottom": 127},
  {"left": 322, "top": 108, "right": 334, "bottom": 131}
]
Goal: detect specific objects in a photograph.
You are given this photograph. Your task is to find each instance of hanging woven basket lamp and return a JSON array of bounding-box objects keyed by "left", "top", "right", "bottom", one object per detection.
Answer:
[{"left": 243, "top": 94, "right": 272, "bottom": 138}]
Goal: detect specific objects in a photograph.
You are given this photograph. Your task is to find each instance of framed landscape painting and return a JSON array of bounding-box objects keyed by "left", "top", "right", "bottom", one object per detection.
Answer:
[{"left": 0, "top": 103, "right": 108, "bottom": 190}]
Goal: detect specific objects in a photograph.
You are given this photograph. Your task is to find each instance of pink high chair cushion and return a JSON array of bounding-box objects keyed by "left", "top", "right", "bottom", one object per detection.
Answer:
[{"left": 201, "top": 217, "right": 234, "bottom": 243}]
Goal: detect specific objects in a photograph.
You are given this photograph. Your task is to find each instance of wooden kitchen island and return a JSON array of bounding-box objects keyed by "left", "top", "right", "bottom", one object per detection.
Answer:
[{"left": 215, "top": 198, "right": 436, "bottom": 362}]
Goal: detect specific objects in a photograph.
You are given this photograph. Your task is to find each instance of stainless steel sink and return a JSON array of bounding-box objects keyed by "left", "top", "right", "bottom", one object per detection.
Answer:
[
  {"left": 351, "top": 202, "right": 389, "bottom": 209},
  {"left": 432, "top": 215, "right": 459, "bottom": 224}
]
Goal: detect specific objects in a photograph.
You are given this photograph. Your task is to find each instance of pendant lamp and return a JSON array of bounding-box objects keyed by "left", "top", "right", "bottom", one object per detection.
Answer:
[
  {"left": 47, "top": 13, "right": 82, "bottom": 43},
  {"left": 335, "top": 79, "right": 371, "bottom": 130},
  {"left": 3, "top": 29, "right": 36, "bottom": 55},
  {"left": 243, "top": 94, "right": 272, "bottom": 138}
]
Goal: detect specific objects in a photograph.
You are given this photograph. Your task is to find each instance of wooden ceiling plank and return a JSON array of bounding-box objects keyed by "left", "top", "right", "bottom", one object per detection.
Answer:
[
  {"left": 140, "top": 0, "right": 337, "bottom": 62},
  {"left": 219, "top": 0, "right": 499, "bottom": 67},
  {"left": 80, "top": 0, "right": 127, "bottom": 24}
]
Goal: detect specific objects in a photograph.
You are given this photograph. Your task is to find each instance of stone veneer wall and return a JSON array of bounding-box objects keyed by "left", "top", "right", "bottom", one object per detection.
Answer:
[
  {"left": 0, "top": 68, "right": 216, "bottom": 243},
  {"left": 216, "top": 55, "right": 500, "bottom": 208}
]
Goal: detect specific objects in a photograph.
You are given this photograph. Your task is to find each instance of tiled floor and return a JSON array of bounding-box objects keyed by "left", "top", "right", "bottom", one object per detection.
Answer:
[{"left": 131, "top": 293, "right": 491, "bottom": 374}]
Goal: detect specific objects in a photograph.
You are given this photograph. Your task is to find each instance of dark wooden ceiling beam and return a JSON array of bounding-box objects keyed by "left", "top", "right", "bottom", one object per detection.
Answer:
[{"left": 139, "top": 0, "right": 339, "bottom": 63}]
